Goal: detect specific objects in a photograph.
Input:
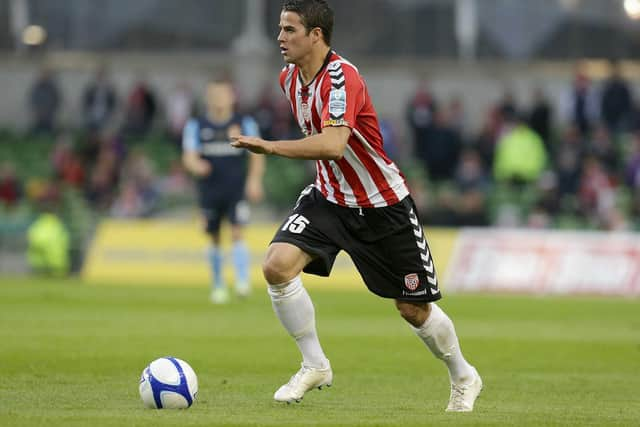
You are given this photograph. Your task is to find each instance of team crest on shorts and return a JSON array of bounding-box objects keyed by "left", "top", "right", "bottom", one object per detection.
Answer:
[{"left": 404, "top": 273, "right": 420, "bottom": 291}]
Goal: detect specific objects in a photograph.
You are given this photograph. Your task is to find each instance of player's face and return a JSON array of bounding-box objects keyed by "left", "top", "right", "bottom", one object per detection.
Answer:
[
  {"left": 206, "top": 82, "right": 235, "bottom": 112},
  {"left": 277, "top": 11, "right": 313, "bottom": 64}
]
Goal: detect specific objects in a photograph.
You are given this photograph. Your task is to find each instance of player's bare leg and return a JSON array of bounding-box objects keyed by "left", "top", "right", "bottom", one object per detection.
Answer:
[
  {"left": 263, "top": 243, "right": 332, "bottom": 403},
  {"left": 396, "top": 300, "right": 482, "bottom": 412},
  {"left": 230, "top": 224, "right": 251, "bottom": 298}
]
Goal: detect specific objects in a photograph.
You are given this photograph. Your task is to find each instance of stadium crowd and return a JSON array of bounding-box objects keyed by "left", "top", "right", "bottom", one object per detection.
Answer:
[
  {"left": 2, "top": 62, "right": 640, "bottom": 233},
  {"left": 405, "top": 63, "right": 640, "bottom": 231}
]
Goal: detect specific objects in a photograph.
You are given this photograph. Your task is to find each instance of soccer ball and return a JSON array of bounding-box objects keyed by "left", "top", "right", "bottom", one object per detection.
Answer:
[{"left": 139, "top": 357, "right": 198, "bottom": 409}]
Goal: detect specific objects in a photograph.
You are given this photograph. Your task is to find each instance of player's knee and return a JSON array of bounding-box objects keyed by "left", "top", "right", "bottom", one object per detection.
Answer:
[
  {"left": 395, "top": 300, "right": 429, "bottom": 327},
  {"left": 262, "top": 243, "right": 308, "bottom": 285},
  {"left": 262, "top": 255, "right": 294, "bottom": 285},
  {"left": 230, "top": 225, "right": 243, "bottom": 241}
]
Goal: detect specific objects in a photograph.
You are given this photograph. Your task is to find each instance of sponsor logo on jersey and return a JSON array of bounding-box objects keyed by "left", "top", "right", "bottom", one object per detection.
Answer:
[
  {"left": 201, "top": 142, "right": 243, "bottom": 156},
  {"left": 323, "top": 119, "right": 349, "bottom": 127},
  {"left": 329, "top": 89, "right": 346, "bottom": 117},
  {"left": 404, "top": 273, "right": 420, "bottom": 291},
  {"left": 301, "top": 101, "right": 311, "bottom": 122}
]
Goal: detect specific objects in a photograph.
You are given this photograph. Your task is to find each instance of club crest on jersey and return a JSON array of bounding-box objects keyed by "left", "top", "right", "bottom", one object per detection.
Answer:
[
  {"left": 200, "top": 128, "right": 215, "bottom": 140},
  {"left": 404, "top": 273, "right": 420, "bottom": 291},
  {"left": 329, "top": 89, "right": 346, "bottom": 117}
]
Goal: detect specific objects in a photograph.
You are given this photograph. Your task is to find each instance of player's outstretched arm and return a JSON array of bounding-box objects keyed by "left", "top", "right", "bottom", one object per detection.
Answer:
[{"left": 230, "top": 126, "right": 351, "bottom": 161}]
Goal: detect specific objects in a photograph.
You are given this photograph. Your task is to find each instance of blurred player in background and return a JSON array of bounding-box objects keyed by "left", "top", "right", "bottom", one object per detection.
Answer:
[
  {"left": 231, "top": 0, "right": 482, "bottom": 411},
  {"left": 183, "top": 77, "right": 264, "bottom": 304}
]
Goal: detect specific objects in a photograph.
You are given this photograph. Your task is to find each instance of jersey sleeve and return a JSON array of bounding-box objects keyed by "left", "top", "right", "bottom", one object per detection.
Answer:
[
  {"left": 182, "top": 118, "right": 200, "bottom": 152},
  {"left": 241, "top": 116, "right": 261, "bottom": 137},
  {"left": 320, "top": 62, "right": 364, "bottom": 129}
]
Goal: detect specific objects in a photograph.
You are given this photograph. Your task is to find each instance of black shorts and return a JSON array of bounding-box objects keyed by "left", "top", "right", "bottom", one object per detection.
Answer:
[
  {"left": 199, "top": 196, "right": 249, "bottom": 234},
  {"left": 272, "top": 186, "right": 442, "bottom": 302}
]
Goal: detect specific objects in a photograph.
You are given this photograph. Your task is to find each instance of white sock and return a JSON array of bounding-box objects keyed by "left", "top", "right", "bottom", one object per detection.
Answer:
[
  {"left": 268, "top": 275, "right": 329, "bottom": 369},
  {"left": 411, "top": 303, "right": 475, "bottom": 385}
]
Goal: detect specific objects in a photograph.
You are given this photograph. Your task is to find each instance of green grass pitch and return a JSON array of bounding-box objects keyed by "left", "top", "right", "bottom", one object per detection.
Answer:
[{"left": 1, "top": 277, "right": 638, "bottom": 426}]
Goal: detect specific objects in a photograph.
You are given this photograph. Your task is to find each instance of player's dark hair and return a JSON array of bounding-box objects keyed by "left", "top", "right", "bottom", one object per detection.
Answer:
[
  {"left": 208, "top": 70, "right": 233, "bottom": 86},
  {"left": 282, "top": 0, "right": 333, "bottom": 45}
]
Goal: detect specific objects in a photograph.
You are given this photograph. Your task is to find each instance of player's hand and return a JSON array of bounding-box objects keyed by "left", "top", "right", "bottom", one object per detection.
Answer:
[
  {"left": 230, "top": 135, "right": 273, "bottom": 155},
  {"left": 193, "top": 160, "right": 212, "bottom": 177},
  {"left": 245, "top": 177, "right": 264, "bottom": 203}
]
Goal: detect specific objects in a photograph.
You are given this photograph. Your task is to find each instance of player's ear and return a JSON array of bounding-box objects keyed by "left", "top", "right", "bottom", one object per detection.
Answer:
[{"left": 310, "top": 27, "right": 323, "bottom": 44}]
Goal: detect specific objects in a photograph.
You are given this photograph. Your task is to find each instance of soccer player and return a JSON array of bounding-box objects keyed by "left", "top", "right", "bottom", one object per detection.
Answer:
[
  {"left": 183, "top": 77, "right": 264, "bottom": 304},
  {"left": 231, "top": 0, "right": 482, "bottom": 412}
]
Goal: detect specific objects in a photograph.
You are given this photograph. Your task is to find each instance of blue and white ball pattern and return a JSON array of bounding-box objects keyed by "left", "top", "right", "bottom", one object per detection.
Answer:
[{"left": 139, "top": 357, "right": 198, "bottom": 409}]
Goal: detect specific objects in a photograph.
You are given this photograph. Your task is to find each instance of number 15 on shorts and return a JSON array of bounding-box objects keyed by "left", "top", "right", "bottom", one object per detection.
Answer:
[{"left": 282, "top": 214, "right": 310, "bottom": 234}]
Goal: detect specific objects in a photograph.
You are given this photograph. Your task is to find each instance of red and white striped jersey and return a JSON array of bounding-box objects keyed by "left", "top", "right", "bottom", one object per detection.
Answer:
[{"left": 279, "top": 51, "right": 409, "bottom": 208}]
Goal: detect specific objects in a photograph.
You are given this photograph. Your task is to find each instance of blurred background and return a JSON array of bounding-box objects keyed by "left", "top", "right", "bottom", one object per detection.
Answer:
[{"left": 1, "top": 0, "right": 640, "bottom": 295}]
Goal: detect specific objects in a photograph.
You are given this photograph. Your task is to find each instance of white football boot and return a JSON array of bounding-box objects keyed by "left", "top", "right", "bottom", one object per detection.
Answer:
[
  {"left": 235, "top": 281, "right": 251, "bottom": 298},
  {"left": 273, "top": 362, "right": 333, "bottom": 403},
  {"left": 210, "top": 287, "right": 230, "bottom": 304},
  {"left": 446, "top": 367, "right": 483, "bottom": 412}
]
